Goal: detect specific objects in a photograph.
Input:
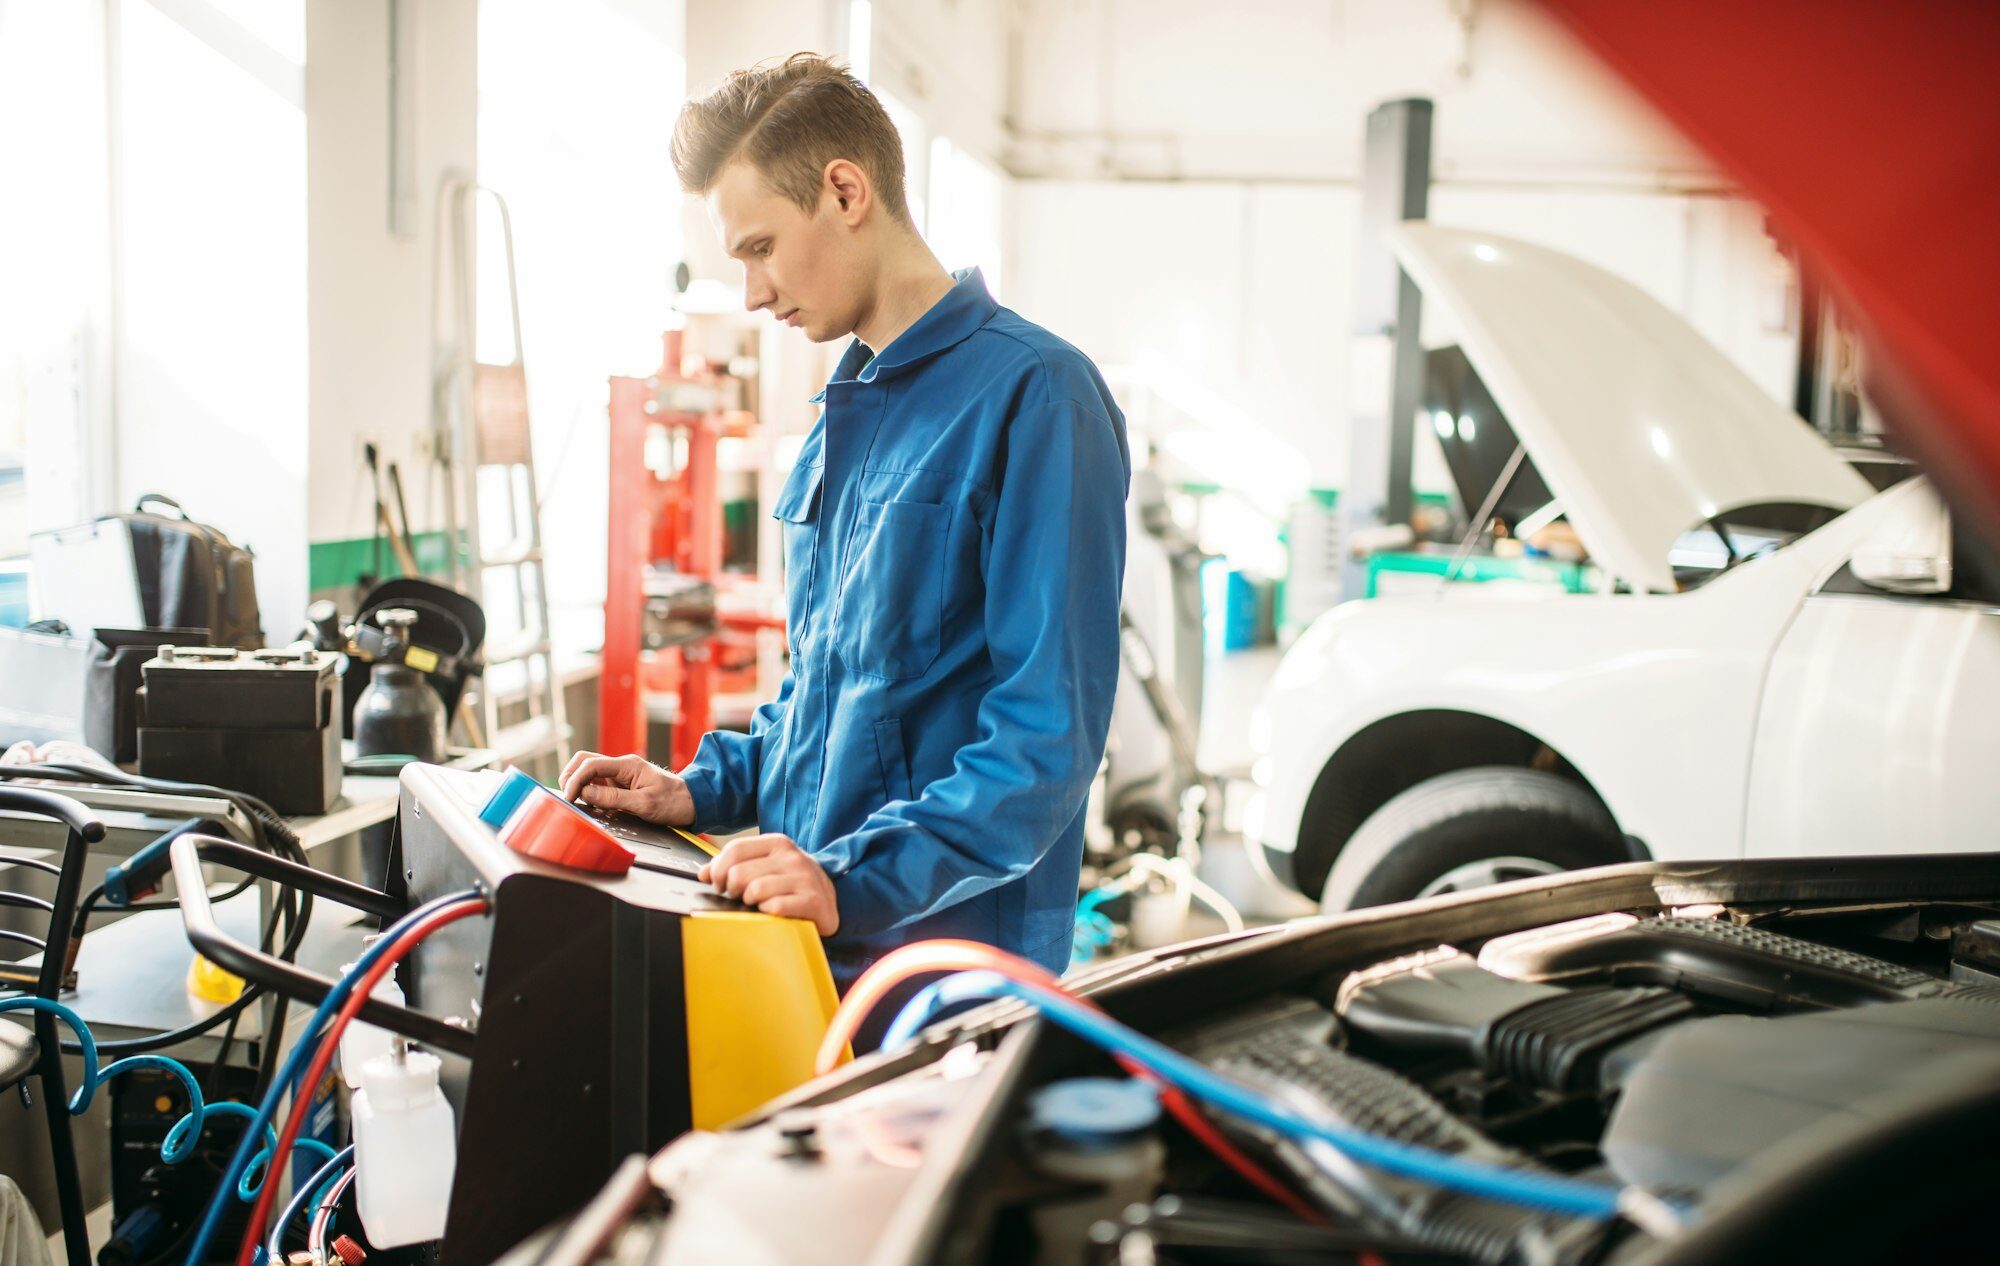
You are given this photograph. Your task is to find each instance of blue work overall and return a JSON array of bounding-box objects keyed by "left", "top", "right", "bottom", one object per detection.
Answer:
[{"left": 678, "top": 268, "right": 1130, "bottom": 983}]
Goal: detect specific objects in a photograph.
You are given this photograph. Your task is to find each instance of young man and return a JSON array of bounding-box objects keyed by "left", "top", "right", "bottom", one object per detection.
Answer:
[{"left": 561, "top": 54, "right": 1128, "bottom": 993}]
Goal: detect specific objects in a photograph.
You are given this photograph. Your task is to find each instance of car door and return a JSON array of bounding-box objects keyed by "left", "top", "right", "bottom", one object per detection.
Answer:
[{"left": 1744, "top": 479, "right": 2000, "bottom": 856}]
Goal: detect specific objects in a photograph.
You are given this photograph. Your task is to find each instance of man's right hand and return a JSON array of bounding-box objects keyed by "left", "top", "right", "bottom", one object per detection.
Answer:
[{"left": 558, "top": 752, "right": 695, "bottom": 826}]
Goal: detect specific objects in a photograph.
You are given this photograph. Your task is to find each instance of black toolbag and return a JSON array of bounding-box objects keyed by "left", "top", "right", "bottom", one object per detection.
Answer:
[{"left": 118, "top": 494, "right": 263, "bottom": 649}]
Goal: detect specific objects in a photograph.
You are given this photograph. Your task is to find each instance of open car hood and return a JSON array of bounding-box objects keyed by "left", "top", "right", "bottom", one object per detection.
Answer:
[{"left": 1389, "top": 224, "right": 1873, "bottom": 592}]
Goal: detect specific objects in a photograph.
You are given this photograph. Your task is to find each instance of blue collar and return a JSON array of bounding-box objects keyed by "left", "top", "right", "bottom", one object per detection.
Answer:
[{"left": 812, "top": 268, "right": 997, "bottom": 400}]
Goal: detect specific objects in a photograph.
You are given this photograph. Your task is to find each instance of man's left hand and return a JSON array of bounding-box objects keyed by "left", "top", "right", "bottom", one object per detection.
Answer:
[{"left": 700, "top": 834, "right": 839, "bottom": 936}]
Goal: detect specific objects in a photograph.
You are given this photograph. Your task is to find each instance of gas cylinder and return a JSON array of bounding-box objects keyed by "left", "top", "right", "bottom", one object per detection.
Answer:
[{"left": 352, "top": 608, "right": 447, "bottom": 762}]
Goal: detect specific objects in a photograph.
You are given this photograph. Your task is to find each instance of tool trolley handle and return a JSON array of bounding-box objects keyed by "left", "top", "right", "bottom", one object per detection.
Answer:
[
  {"left": 0, "top": 787, "right": 106, "bottom": 843},
  {"left": 168, "top": 835, "right": 477, "bottom": 1056}
]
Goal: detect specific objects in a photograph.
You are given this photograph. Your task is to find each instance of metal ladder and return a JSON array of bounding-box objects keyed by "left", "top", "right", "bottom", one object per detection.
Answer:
[{"left": 432, "top": 176, "right": 567, "bottom": 769}]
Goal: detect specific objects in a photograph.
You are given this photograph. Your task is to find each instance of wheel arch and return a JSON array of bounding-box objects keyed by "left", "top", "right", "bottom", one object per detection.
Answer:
[{"left": 1291, "top": 709, "right": 1639, "bottom": 900}]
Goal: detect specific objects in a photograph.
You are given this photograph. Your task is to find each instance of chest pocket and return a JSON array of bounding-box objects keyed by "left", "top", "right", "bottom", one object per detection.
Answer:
[
  {"left": 772, "top": 461, "right": 824, "bottom": 654},
  {"left": 835, "top": 494, "right": 953, "bottom": 680}
]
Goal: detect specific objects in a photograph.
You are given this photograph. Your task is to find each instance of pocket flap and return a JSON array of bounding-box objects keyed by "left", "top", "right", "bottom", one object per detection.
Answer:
[{"left": 772, "top": 461, "right": 824, "bottom": 524}]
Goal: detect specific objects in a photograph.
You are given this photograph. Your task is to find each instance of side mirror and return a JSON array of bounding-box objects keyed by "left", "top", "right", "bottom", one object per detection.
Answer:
[
  {"left": 1850, "top": 550, "right": 1951, "bottom": 594},
  {"left": 1850, "top": 482, "right": 1952, "bottom": 594}
]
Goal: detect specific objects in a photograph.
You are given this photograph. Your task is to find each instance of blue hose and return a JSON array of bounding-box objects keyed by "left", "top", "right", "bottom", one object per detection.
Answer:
[
  {"left": 1071, "top": 886, "right": 1128, "bottom": 965},
  {"left": 180, "top": 889, "right": 486, "bottom": 1266},
  {"left": 3, "top": 988, "right": 350, "bottom": 1201},
  {"left": 0, "top": 999, "right": 212, "bottom": 1163},
  {"left": 883, "top": 970, "right": 1688, "bottom": 1225},
  {"left": 237, "top": 1134, "right": 337, "bottom": 1203},
  {"left": 1077, "top": 886, "right": 1123, "bottom": 919}
]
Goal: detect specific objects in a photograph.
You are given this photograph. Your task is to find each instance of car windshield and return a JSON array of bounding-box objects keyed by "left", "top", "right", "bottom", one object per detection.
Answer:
[{"left": 1669, "top": 502, "right": 1848, "bottom": 589}]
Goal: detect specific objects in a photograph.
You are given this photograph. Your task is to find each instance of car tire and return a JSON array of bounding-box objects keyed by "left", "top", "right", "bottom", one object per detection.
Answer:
[{"left": 1324, "top": 766, "right": 1625, "bottom": 913}]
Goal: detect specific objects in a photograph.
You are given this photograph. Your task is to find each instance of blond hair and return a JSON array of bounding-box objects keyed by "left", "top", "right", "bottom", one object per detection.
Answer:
[{"left": 670, "top": 53, "right": 911, "bottom": 226}]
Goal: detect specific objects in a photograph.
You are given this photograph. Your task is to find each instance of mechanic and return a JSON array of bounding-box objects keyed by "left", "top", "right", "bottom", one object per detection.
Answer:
[{"left": 562, "top": 54, "right": 1129, "bottom": 1001}]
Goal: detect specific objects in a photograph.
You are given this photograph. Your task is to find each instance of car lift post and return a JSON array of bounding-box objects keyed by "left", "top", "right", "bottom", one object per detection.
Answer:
[{"left": 1340, "top": 97, "right": 1434, "bottom": 602}]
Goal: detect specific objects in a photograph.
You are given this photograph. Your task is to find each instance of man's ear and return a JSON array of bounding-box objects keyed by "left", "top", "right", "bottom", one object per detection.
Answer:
[{"left": 824, "top": 158, "right": 870, "bottom": 227}]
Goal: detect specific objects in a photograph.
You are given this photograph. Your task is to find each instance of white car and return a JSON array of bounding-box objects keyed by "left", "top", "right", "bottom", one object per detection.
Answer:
[{"left": 1254, "top": 224, "right": 2000, "bottom": 912}]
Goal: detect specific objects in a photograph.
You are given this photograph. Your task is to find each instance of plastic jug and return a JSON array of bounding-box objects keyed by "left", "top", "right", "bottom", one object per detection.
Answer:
[{"left": 351, "top": 1046, "right": 457, "bottom": 1248}]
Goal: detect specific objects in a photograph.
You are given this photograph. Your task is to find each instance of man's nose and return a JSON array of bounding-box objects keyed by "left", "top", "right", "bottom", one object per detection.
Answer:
[{"left": 743, "top": 271, "right": 774, "bottom": 312}]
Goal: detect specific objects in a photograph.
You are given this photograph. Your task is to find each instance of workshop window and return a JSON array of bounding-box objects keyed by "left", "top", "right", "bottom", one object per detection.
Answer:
[{"left": 0, "top": 0, "right": 110, "bottom": 617}]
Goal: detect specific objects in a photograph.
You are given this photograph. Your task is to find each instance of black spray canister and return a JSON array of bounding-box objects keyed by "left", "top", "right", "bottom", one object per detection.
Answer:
[
  {"left": 354, "top": 608, "right": 448, "bottom": 888},
  {"left": 353, "top": 608, "right": 448, "bottom": 763}
]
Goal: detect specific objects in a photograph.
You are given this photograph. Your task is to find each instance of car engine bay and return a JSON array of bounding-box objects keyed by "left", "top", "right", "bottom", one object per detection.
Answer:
[{"left": 606, "top": 886, "right": 2000, "bottom": 1266}]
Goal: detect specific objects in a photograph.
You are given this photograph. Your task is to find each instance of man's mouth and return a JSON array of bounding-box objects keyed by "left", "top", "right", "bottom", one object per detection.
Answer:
[{"left": 778, "top": 308, "right": 800, "bottom": 327}]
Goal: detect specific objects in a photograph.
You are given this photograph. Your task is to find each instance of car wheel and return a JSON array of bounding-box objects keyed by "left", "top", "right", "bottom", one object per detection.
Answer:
[{"left": 1323, "top": 766, "right": 1625, "bottom": 912}]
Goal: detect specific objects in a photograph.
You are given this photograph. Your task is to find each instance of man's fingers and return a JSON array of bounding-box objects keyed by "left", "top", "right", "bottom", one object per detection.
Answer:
[
  {"left": 721, "top": 854, "right": 791, "bottom": 901},
  {"left": 563, "top": 754, "right": 634, "bottom": 801},
  {"left": 758, "top": 892, "right": 813, "bottom": 918},
  {"left": 758, "top": 892, "right": 834, "bottom": 936},
  {"left": 579, "top": 782, "right": 643, "bottom": 814},
  {"left": 560, "top": 750, "right": 601, "bottom": 791},
  {"left": 705, "top": 835, "right": 785, "bottom": 891},
  {"left": 724, "top": 834, "right": 787, "bottom": 861},
  {"left": 741, "top": 872, "right": 802, "bottom": 907},
  {"left": 562, "top": 754, "right": 609, "bottom": 800}
]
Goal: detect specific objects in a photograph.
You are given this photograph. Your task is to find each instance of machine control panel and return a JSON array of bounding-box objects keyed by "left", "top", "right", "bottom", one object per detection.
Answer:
[{"left": 479, "top": 768, "right": 716, "bottom": 879}]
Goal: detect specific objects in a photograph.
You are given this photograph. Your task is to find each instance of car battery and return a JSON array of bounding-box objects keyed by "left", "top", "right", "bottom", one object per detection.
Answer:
[{"left": 137, "top": 645, "right": 342, "bottom": 813}]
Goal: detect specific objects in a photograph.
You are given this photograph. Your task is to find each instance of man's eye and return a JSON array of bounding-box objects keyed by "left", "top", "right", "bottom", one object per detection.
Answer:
[{"left": 756, "top": 245, "right": 773, "bottom": 257}]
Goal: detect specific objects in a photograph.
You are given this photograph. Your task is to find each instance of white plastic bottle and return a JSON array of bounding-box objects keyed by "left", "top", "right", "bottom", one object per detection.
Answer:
[
  {"left": 351, "top": 1045, "right": 457, "bottom": 1248},
  {"left": 336, "top": 956, "right": 406, "bottom": 1090}
]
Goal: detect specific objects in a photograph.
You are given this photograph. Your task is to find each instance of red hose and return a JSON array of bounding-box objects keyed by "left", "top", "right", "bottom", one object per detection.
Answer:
[{"left": 237, "top": 899, "right": 488, "bottom": 1266}]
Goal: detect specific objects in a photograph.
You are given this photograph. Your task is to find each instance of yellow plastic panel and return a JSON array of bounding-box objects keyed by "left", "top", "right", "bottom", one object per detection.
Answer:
[
  {"left": 671, "top": 827, "right": 720, "bottom": 856},
  {"left": 683, "top": 911, "right": 848, "bottom": 1128}
]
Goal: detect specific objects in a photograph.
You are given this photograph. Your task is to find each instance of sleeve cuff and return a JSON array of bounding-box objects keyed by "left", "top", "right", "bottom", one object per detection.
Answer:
[
  {"left": 828, "top": 866, "right": 888, "bottom": 939},
  {"left": 676, "top": 762, "right": 725, "bottom": 833}
]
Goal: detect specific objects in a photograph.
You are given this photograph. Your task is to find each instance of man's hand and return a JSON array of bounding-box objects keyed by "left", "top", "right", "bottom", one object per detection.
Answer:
[
  {"left": 700, "top": 834, "right": 839, "bottom": 936},
  {"left": 559, "top": 751, "right": 694, "bottom": 826}
]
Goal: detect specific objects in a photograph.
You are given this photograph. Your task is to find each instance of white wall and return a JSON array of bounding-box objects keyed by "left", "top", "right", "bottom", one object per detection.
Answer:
[
  {"left": 113, "top": 0, "right": 310, "bottom": 638},
  {"left": 1008, "top": 0, "right": 1707, "bottom": 186},
  {"left": 869, "top": 0, "right": 1012, "bottom": 169},
  {"left": 304, "top": 0, "right": 478, "bottom": 561},
  {"left": 1004, "top": 0, "right": 1800, "bottom": 497},
  {"left": 1011, "top": 180, "right": 1796, "bottom": 494}
]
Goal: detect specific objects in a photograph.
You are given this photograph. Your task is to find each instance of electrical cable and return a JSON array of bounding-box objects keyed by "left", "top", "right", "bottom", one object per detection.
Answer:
[
  {"left": 882, "top": 968, "right": 1689, "bottom": 1231},
  {"left": 233, "top": 896, "right": 490, "bottom": 1266},
  {"left": 265, "top": 1146, "right": 355, "bottom": 1265},
  {"left": 79, "top": 881, "right": 304, "bottom": 1058},
  {"left": 0, "top": 764, "right": 318, "bottom": 1062},
  {"left": 816, "top": 941, "right": 1323, "bottom": 1221},
  {"left": 180, "top": 889, "right": 485, "bottom": 1266},
  {"left": 68, "top": 869, "right": 266, "bottom": 1062}
]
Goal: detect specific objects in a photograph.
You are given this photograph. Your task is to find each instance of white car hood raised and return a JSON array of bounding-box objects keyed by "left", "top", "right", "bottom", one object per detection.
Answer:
[{"left": 1388, "top": 224, "right": 1873, "bottom": 593}]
